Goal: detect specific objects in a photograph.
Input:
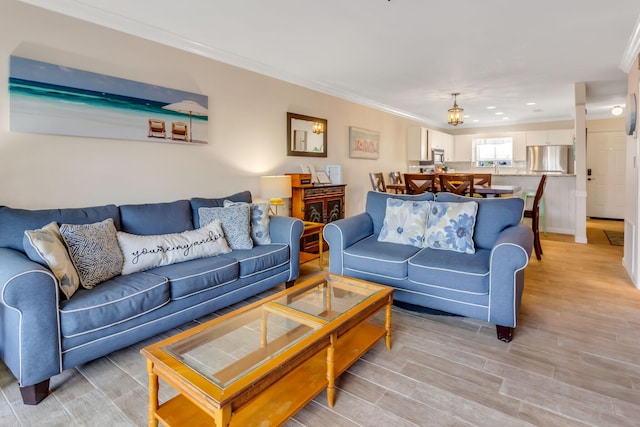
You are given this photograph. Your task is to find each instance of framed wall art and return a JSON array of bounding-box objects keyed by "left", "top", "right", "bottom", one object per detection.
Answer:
[
  {"left": 349, "top": 126, "right": 380, "bottom": 159},
  {"left": 9, "top": 56, "right": 209, "bottom": 144}
]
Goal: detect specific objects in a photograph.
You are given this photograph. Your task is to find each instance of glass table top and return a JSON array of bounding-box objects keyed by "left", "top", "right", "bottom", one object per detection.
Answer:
[{"left": 162, "top": 274, "right": 383, "bottom": 388}]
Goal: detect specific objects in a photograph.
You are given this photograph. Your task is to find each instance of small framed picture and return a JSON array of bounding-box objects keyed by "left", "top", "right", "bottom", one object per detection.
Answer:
[{"left": 316, "top": 171, "right": 331, "bottom": 184}]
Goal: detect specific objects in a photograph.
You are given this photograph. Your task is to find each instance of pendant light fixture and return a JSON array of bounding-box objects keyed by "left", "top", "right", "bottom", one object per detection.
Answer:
[
  {"left": 312, "top": 122, "right": 324, "bottom": 134},
  {"left": 447, "top": 93, "right": 464, "bottom": 126}
]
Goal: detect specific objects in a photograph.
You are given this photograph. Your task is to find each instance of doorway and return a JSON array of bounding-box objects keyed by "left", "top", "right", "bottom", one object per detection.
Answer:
[{"left": 586, "top": 130, "right": 626, "bottom": 219}]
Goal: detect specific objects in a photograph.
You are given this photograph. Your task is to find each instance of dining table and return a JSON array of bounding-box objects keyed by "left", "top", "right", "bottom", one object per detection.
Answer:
[{"left": 474, "top": 184, "right": 521, "bottom": 198}]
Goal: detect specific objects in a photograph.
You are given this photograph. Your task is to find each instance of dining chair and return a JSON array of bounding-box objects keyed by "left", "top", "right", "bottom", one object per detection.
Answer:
[
  {"left": 389, "top": 171, "right": 402, "bottom": 185},
  {"left": 386, "top": 171, "right": 406, "bottom": 193},
  {"left": 403, "top": 173, "right": 436, "bottom": 194},
  {"left": 472, "top": 173, "right": 492, "bottom": 198},
  {"left": 438, "top": 174, "right": 474, "bottom": 197},
  {"left": 369, "top": 172, "right": 387, "bottom": 192},
  {"left": 523, "top": 174, "right": 547, "bottom": 260},
  {"left": 473, "top": 173, "right": 492, "bottom": 187}
]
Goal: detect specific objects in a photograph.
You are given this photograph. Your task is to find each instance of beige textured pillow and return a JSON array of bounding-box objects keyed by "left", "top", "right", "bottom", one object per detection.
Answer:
[{"left": 24, "top": 221, "right": 80, "bottom": 299}]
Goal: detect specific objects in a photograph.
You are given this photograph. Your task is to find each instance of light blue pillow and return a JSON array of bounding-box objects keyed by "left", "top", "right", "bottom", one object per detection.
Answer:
[
  {"left": 377, "top": 198, "right": 429, "bottom": 247},
  {"left": 223, "top": 200, "right": 271, "bottom": 245},
  {"left": 198, "top": 205, "right": 253, "bottom": 250},
  {"left": 424, "top": 201, "right": 478, "bottom": 254}
]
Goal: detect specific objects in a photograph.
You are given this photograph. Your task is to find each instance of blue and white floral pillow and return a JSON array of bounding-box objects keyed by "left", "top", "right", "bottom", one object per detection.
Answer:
[
  {"left": 223, "top": 200, "right": 271, "bottom": 245},
  {"left": 378, "top": 198, "right": 430, "bottom": 248},
  {"left": 424, "top": 201, "right": 478, "bottom": 254}
]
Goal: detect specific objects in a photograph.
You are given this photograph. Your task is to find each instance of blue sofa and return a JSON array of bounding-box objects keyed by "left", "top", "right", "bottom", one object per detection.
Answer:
[
  {"left": 323, "top": 191, "right": 533, "bottom": 342},
  {"left": 0, "top": 191, "right": 303, "bottom": 404}
]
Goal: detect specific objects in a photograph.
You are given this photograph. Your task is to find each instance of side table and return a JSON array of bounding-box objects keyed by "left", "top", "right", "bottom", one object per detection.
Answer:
[{"left": 300, "top": 221, "right": 325, "bottom": 269}]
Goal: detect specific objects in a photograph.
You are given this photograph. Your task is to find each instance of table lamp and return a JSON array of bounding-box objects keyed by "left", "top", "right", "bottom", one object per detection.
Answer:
[{"left": 260, "top": 175, "right": 292, "bottom": 216}]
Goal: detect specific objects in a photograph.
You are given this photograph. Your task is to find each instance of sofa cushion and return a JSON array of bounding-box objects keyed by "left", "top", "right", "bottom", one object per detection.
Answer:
[
  {"left": 198, "top": 206, "right": 253, "bottom": 250},
  {"left": 435, "top": 193, "right": 524, "bottom": 250},
  {"left": 119, "top": 200, "right": 193, "bottom": 235},
  {"left": 220, "top": 243, "right": 289, "bottom": 278},
  {"left": 343, "top": 235, "right": 422, "bottom": 279},
  {"left": 117, "top": 220, "right": 231, "bottom": 275},
  {"left": 60, "top": 218, "right": 124, "bottom": 289},
  {"left": 378, "top": 198, "right": 429, "bottom": 248},
  {"left": 191, "top": 191, "right": 252, "bottom": 228},
  {"left": 23, "top": 221, "right": 80, "bottom": 300},
  {"left": 146, "top": 256, "right": 239, "bottom": 300},
  {"left": 223, "top": 200, "right": 272, "bottom": 245},
  {"left": 424, "top": 201, "right": 478, "bottom": 254},
  {"left": 408, "top": 247, "right": 491, "bottom": 295},
  {"left": 0, "top": 204, "right": 120, "bottom": 252},
  {"left": 365, "top": 191, "right": 435, "bottom": 236},
  {"left": 59, "top": 272, "right": 170, "bottom": 338}
]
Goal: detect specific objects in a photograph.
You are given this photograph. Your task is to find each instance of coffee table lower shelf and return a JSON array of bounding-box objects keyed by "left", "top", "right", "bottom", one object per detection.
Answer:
[{"left": 154, "top": 320, "right": 386, "bottom": 427}]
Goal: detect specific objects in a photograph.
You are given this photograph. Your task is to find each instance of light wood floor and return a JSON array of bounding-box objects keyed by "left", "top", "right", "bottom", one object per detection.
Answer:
[{"left": 1, "top": 219, "right": 637, "bottom": 426}]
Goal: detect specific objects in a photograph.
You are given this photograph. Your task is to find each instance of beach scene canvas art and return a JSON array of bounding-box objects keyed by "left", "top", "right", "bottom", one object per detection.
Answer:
[{"left": 9, "top": 56, "right": 209, "bottom": 144}]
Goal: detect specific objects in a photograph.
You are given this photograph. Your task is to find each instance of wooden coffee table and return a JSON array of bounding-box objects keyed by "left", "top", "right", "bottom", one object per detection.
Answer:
[{"left": 140, "top": 273, "right": 393, "bottom": 427}]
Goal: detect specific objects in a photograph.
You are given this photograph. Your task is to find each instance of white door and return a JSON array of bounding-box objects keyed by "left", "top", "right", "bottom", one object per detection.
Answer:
[{"left": 586, "top": 130, "right": 626, "bottom": 219}]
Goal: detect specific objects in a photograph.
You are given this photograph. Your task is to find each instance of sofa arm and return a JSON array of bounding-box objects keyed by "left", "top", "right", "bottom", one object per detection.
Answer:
[
  {"left": 323, "top": 213, "right": 374, "bottom": 275},
  {"left": 268, "top": 216, "right": 304, "bottom": 281},
  {"left": 0, "top": 248, "right": 62, "bottom": 387},
  {"left": 488, "top": 224, "right": 534, "bottom": 328}
]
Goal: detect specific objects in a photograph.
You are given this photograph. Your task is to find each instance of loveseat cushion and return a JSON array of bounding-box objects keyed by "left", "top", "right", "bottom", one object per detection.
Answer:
[
  {"left": 408, "top": 247, "right": 491, "bottom": 295},
  {"left": 191, "top": 191, "right": 252, "bottom": 228},
  {"left": 343, "top": 235, "right": 422, "bottom": 279},
  {"left": 0, "top": 204, "right": 120, "bottom": 252},
  {"left": 220, "top": 243, "right": 289, "bottom": 278},
  {"left": 365, "top": 191, "right": 435, "bottom": 236},
  {"left": 146, "top": 256, "right": 239, "bottom": 300},
  {"left": 59, "top": 272, "right": 170, "bottom": 338},
  {"left": 119, "top": 200, "right": 193, "bottom": 235},
  {"left": 435, "top": 193, "right": 524, "bottom": 250}
]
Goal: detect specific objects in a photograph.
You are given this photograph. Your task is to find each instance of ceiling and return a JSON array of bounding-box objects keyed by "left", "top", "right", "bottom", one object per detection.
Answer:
[{"left": 19, "top": 0, "right": 640, "bottom": 130}]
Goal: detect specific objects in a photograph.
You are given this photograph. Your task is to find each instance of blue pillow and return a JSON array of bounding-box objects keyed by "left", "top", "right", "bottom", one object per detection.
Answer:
[{"left": 424, "top": 201, "right": 478, "bottom": 254}]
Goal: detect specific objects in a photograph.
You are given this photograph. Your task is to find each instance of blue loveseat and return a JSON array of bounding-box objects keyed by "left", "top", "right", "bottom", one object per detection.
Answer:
[
  {"left": 323, "top": 191, "right": 533, "bottom": 342},
  {"left": 0, "top": 191, "right": 303, "bottom": 404}
]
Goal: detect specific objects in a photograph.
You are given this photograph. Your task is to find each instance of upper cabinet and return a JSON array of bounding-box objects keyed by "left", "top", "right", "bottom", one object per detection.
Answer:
[
  {"left": 525, "top": 129, "right": 574, "bottom": 146},
  {"left": 407, "top": 127, "right": 455, "bottom": 160},
  {"left": 407, "top": 126, "right": 428, "bottom": 160},
  {"left": 452, "top": 134, "right": 473, "bottom": 161}
]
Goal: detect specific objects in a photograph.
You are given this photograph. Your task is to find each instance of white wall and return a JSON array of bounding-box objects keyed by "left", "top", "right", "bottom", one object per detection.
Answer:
[
  {"left": 0, "top": 1, "right": 414, "bottom": 215},
  {"left": 624, "top": 56, "right": 640, "bottom": 288}
]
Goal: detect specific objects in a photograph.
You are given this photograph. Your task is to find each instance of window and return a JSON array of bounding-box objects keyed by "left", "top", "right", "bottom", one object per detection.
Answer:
[{"left": 472, "top": 137, "right": 513, "bottom": 167}]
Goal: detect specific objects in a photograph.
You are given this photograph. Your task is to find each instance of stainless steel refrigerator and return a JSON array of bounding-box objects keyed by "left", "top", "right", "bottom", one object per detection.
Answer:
[{"left": 526, "top": 145, "right": 575, "bottom": 174}]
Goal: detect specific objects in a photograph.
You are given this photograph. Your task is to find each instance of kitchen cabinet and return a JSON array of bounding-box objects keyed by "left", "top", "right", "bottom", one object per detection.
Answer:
[
  {"left": 452, "top": 134, "right": 473, "bottom": 161},
  {"left": 430, "top": 130, "right": 454, "bottom": 159},
  {"left": 407, "top": 126, "right": 428, "bottom": 160},
  {"left": 526, "top": 129, "right": 573, "bottom": 146},
  {"left": 511, "top": 132, "right": 528, "bottom": 161}
]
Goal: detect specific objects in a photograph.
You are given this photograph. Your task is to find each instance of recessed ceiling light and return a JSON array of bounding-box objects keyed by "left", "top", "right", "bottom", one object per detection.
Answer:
[
  {"left": 464, "top": 115, "right": 470, "bottom": 118},
  {"left": 526, "top": 102, "right": 537, "bottom": 106},
  {"left": 495, "top": 112, "right": 504, "bottom": 115},
  {"left": 611, "top": 105, "right": 624, "bottom": 116},
  {"left": 487, "top": 106, "right": 497, "bottom": 110},
  {"left": 473, "top": 119, "right": 479, "bottom": 122},
  {"left": 533, "top": 109, "right": 543, "bottom": 113},
  {"left": 502, "top": 117, "right": 509, "bottom": 120}
]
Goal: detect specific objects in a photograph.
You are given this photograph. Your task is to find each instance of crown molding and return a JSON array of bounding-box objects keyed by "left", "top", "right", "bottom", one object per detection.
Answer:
[
  {"left": 620, "top": 14, "right": 640, "bottom": 73},
  {"left": 18, "top": 0, "right": 438, "bottom": 127}
]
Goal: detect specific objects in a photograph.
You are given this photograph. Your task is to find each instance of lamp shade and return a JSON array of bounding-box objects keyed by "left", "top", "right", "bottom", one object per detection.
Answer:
[{"left": 260, "top": 175, "right": 292, "bottom": 205}]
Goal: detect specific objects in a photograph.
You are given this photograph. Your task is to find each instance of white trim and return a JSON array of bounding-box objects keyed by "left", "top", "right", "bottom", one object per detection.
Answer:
[
  {"left": 619, "top": 13, "right": 640, "bottom": 73},
  {"left": 17, "top": 0, "right": 438, "bottom": 127},
  {"left": 487, "top": 242, "right": 530, "bottom": 325},
  {"left": 406, "top": 279, "right": 488, "bottom": 296}
]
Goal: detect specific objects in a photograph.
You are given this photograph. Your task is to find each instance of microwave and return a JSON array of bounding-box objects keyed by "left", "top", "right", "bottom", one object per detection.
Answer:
[{"left": 432, "top": 148, "right": 445, "bottom": 164}]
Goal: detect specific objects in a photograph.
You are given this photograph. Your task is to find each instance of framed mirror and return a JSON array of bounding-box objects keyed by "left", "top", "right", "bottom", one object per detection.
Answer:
[{"left": 287, "top": 112, "right": 327, "bottom": 157}]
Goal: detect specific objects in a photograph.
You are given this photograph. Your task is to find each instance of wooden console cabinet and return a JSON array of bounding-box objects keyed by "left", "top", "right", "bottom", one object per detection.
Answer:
[{"left": 291, "top": 184, "right": 346, "bottom": 253}]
